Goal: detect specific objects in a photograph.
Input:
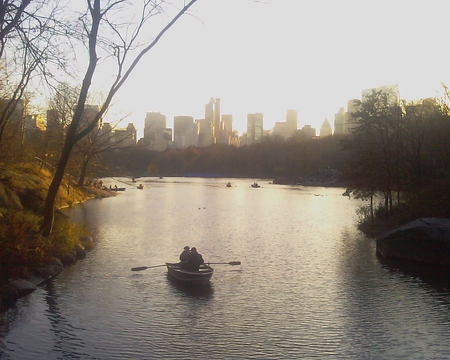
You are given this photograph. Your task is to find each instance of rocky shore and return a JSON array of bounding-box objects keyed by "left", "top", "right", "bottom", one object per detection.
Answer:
[
  {"left": 0, "top": 235, "right": 95, "bottom": 312},
  {"left": 0, "top": 168, "right": 117, "bottom": 312}
]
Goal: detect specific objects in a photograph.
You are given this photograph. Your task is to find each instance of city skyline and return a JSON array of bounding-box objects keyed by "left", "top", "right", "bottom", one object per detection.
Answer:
[{"left": 104, "top": 0, "right": 450, "bottom": 138}]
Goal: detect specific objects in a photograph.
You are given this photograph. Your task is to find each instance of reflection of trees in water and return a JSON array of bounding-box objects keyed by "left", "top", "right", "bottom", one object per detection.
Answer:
[
  {"left": 43, "top": 281, "right": 90, "bottom": 359},
  {"left": 377, "top": 255, "right": 450, "bottom": 294},
  {"left": 0, "top": 301, "right": 26, "bottom": 340}
]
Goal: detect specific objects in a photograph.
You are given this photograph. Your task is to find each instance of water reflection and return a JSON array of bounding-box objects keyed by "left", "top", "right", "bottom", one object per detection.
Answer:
[
  {"left": 166, "top": 275, "right": 214, "bottom": 298},
  {"left": 377, "top": 254, "right": 450, "bottom": 293}
]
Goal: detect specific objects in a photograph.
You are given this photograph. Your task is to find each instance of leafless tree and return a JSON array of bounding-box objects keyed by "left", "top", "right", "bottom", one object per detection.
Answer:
[
  {"left": 0, "top": 0, "right": 72, "bottom": 152},
  {"left": 41, "top": 0, "right": 198, "bottom": 236}
]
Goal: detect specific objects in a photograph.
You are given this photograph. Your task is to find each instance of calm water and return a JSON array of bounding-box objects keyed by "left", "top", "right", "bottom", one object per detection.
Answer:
[{"left": 1, "top": 177, "right": 450, "bottom": 359}]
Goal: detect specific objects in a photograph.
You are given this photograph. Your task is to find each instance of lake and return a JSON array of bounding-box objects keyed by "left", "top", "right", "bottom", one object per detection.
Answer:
[{"left": 1, "top": 177, "right": 450, "bottom": 359}]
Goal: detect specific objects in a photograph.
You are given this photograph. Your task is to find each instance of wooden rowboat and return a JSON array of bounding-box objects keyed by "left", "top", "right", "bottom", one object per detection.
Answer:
[{"left": 165, "top": 263, "right": 214, "bottom": 284}]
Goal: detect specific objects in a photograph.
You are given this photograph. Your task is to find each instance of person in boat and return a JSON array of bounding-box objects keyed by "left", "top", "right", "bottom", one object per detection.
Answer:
[
  {"left": 179, "top": 246, "right": 190, "bottom": 262},
  {"left": 182, "top": 247, "right": 204, "bottom": 271}
]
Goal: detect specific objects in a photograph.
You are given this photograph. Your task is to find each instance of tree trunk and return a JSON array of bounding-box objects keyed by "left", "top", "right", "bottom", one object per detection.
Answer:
[
  {"left": 77, "top": 157, "right": 90, "bottom": 187},
  {"left": 41, "top": 139, "right": 74, "bottom": 236}
]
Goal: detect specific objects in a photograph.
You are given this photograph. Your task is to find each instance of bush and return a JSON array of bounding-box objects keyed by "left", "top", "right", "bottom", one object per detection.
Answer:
[{"left": 0, "top": 209, "right": 87, "bottom": 282}]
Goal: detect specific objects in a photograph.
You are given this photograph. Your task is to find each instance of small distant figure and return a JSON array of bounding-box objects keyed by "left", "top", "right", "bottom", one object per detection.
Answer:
[
  {"left": 182, "top": 247, "right": 204, "bottom": 271},
  {"left": 114, "top": 184, "right": 118, "bottom": 189},
  {"left": 179, "top": 246, "right": 190, "bottom": 262}
]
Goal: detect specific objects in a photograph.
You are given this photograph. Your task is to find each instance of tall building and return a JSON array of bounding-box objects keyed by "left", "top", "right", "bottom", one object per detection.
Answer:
[
  {"left": 185, "top": 122, "right": 199, "bottom": 147},
  {"left": 144, "top": 112, "right": 166, "bottom": 137},
  {"left": 217, "top": 114, "right": 233, "bottom": 145},
  {"left": 81, "top": 105, "right": 101, "bottom": 130},
  {"left": 142, "top": 112, "right": 171, "bottom": 151},
  {"left": 286, "top": 109, "right": 297, "bottom": 134},
  {"left": 246, "top": 113, "right": 263, "bottom": 145},
  {"left": 214, "top": 98, "right": 221, "bottom": 143},
  {"left": 345, "top": 99, "right": 361, "bottom": 134},
  {"left": 334, "top": 107, "right": 346, "bottom": 135},
  {"left": 196, "top": 118, "right": 212, "bottom": 147},
  {"left": 320, "top": 119, "right": 332, "bottom": 137},
  {"left": 203, "top": 98, "right": 215, "bottom": 146},
  {"left": 113, "top": 123, "right": 137, "bottom": 148},
  {"left": 174, "top": 116, "right": 194, "bottom": 149},
  {"left": 297, "top": 125, "right": 316, "bottom": 138}
]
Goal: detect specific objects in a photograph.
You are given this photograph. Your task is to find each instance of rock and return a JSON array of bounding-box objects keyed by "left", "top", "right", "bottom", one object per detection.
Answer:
[
  {"left": 47, "top": 257, "right": 64, "bottom": 275},
  {"left": 34, "top": 267, "right": 54, "bottom": 280},
  {"left": 75, "top": 243, "right": 86, "bottom": 259},
  {"left": 59, "top": 250, "right": 77, "bottom": 266},
  {"left": 80, "top": 235, "right": 94, "bottom": 249},
  {"left": 9, "top": 278, "right": 37, "bottom": 296},
  {"left": 376, "top": 218, "right": 450, "bottom": 265}
]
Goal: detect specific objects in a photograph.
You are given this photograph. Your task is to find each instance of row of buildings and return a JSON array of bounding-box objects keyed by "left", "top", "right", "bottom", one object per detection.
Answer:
[{"left": 5, "top": 84, "right": 400, "bottom": 152}]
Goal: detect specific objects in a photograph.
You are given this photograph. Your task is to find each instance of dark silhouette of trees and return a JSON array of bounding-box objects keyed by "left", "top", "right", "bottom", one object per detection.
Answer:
[{"left": 341, "top": 88, "right": 450, "bottom": 224}]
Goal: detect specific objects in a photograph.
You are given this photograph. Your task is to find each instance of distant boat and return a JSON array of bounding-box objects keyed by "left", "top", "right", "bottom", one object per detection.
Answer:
[
  {"left": 226, "top": 182, "right": 232, "bottom": 187},
  {"left": 110, "top": 187, "right": 126, "bottom": 191},
  {"left": 251, "top": 182, "right": 260, "bottom": 188},
  {"left": 137, "top": 184, "right": 145, "bottom": 189}
]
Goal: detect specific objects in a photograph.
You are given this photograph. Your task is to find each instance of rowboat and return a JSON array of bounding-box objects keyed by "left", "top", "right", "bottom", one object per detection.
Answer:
[{"left": 165, "top": 263, "right": 214, "bottom": 284}]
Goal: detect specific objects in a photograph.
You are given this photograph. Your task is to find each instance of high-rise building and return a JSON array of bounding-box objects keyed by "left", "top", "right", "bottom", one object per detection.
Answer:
[
  {"left": 247, "top": 113, "right": 263, "bottom": 145},
  {"left": 142, "top": 112, "right": 171, "bottom": 151},
  {"left": 174, "top": 116, "right": 194, "bottom": 149},
  {"left": 297, "top": 125, "right": 316, "bottom": 138},
  {"left": 112, "top": 123, "right": 137, "bottom": 148},
  {"left": 144, "top": 112, "right": 166, "bottom": 137},
  {"left": 345, "top": 99, "right": 361, "bottom": 134},
  {"left": 334, "top": 107, "right": 346, "bottom": 135},
  {"left": 320, "top": 119, "right": 332, "bottom": 137},
  {"left": 186, "top": 122, "right": 199, "bottom": 147},
  {"left": 214, "top": 98, "right": 221, "bottom": 143},
  {"left": 217, "top": 114, "right": 233, "bottom": 145},
  {"left": 286, "top": 109, "right": 297, "bottom": 134}
]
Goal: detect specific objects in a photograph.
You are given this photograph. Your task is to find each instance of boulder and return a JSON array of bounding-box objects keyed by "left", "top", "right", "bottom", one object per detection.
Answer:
[
  {"left": 47, "top": 257, "right": 64, "bottom": 275},
  {"left": 376, "top": 218, "right": 450, "bottom": 265},
  {"left": 9, "top": 278, "right": 37, "bottom": 296},
  {"left": 59, "top": 250, "right": 77, "bottom": 266},
  {"left": 80, "top": 235, "right": 94, "bottom": 249},
  {"left": 75, "top": 243, "right": 86, "bottom": 259}
]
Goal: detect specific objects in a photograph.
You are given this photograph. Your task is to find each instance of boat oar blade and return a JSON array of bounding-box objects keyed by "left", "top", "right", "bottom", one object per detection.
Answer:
[
  {"left": 131, "top": 266, "right": 150, "bottom": 271},
  {"left": 131, "top": 264, "right": 167, "bottom": 271},
  {"left": 228, "top": 261, "right": 241, "bottom": 266}
]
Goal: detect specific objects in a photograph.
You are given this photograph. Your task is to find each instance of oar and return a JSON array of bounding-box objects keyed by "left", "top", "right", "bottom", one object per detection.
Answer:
[
  {"left": 207, "top": 261, "right": 241, "bottom": 266},
  {"left": 131, "top": 264, "right": 167, "bottom": 271}
]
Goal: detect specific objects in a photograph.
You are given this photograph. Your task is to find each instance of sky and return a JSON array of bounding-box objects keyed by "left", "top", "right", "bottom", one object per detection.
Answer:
[{"left": 95, "top": 0, "right": 450, "bottom": 138}]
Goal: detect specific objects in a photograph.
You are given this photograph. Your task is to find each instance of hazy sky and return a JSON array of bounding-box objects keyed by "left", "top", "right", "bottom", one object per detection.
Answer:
[{"left": 102, "top": 0, "right": 450, "bottom": 137}]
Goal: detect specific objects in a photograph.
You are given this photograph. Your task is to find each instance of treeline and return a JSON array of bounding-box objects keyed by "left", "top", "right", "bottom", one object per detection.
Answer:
[
  {"left": 341, "top": 90, "right": 450, "bottom": 229},
  {"left": 99, "top": 134, "right": 348, "bottom": 180}
]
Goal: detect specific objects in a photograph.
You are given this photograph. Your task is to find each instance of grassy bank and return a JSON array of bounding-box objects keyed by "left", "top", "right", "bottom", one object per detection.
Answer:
[{"left": 0, "top": 162, "right": 113, "bottom": 283}]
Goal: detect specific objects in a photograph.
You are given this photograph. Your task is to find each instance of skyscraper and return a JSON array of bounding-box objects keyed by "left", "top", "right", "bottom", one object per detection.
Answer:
[
  {"left": 174, "top": 116, "right": 194, "bottom": 149},
  {"left": 247, "top": 113, "right": 263, "bottom": 145},
  {"left": 320, "top": 119, "right": 332, "bottom": 137},
  {"left": 286, "top": 109, "right": 297, "bottom": 134}
]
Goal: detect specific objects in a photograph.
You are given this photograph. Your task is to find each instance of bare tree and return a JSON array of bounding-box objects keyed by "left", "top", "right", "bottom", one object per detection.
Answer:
[
  {"left": 0, "top": 0, "right": 71, "bottom": 151},
  {"left": 41, "top": 0, "right": 198, "bottom": 236}
]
